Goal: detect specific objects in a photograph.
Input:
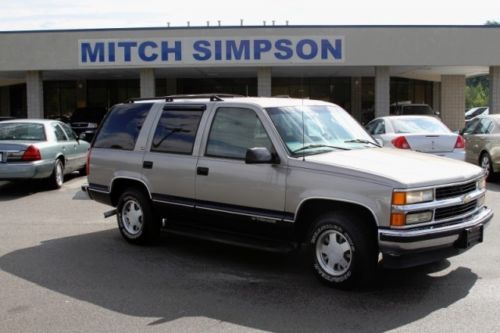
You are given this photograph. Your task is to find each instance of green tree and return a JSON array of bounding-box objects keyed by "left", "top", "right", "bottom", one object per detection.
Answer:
[{"left": 465, "top": 82, "right": 488, "bottom": 109}]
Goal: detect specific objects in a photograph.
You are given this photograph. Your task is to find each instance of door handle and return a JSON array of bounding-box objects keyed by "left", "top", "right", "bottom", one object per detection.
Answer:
[
  {"left": 197, "top": 167, "right": 209, "bottom": 176},
  {"left": 143, "top": 161, "right": 153, "bottom": 169}
]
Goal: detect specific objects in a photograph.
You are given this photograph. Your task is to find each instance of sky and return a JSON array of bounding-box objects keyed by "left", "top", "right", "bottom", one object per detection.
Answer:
[{"left": 0, "top": 0, "right": 499, "bottom": 31}]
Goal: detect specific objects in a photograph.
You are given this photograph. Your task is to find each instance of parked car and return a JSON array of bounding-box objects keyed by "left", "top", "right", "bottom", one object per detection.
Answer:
[
  {"left": 465, "top": 106, "right": 489, "bottom": 121},
  {"left": 0, "top": 119, "right": 90, "bottom": 188},
  {"left": 82, "top": 95, "right": 491, "bottom": 288},
  {"left": 390, "top": 103, "right": 439, "bottom": 116},
  {"left": 462, "top": 115, "right": 500, "bottom": 180},
  {"left": 70, "top": 107, "right": 107, "bottom": 141},
  {"left": 365, "top": 115, "right": 465, "bottom": 160}
]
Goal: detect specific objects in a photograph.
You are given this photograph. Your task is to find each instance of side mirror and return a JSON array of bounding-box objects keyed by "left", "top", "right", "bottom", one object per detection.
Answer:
[
  {"left": 245, "top": 147, "right": 278, "bottom": 164},
  {"left": 434, "top": 110, "right": 441, "bottom": 116}
]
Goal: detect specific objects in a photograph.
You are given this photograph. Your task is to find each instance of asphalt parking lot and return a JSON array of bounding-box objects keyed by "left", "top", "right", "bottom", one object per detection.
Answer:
[{"left": 0, "top": 176, "right": 499, "bottom": 333}]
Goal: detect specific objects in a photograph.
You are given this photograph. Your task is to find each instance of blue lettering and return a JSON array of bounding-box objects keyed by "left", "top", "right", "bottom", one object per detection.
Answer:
[
  {"left": 274, "top": 39, "right": 293, "bottom": 60},
  {"left": 214, "top": 40, "right": 222, "bottom": 61},
  {"left": 117, "top": 41, "right": 138, "bottom": 62},
  {"left": 226, "top": 40, "right": 250, "bottom": 60},
  {"left": 161, "top": 41, "right": 182, "bottom": 61},
  {"left": 81, "top": 42, "right": 105, "bottom": 63},
  {"left": 108, "top": 42, "right": 116, "bottom": 62},
  {"left": 193, "top": 40, "right": 211, "bottom": 61},
  {"left": 296, "top": 39, "right": 318, "bottom": 60},
  {"left": 321, "top": 39, "right": 342, "bottom": 60},
  {"left": 253, "top": 40, "right": 272, "bottom": 60},
  {"left": 139, "top": 41, "right": 158, "bottom": 62}
]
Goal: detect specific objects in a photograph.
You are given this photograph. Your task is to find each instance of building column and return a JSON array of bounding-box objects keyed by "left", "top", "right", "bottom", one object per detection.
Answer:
[
  {"left": 374, "top": 66, "right": 390, "bottom": 117},
  {"left": 257, "top": 67, "right": 272, "bottom": 97},
  {"left": 26, "top": 71, "right": 44, "bottom": 119},
  {"left": 490, "top": 66, "right": 500, "bottom": 114},
  {"left": 0, "top": 86, "right": 10, "bottom": 116},
  {"left": 350, "top": 77, "right": 362, "bottom": 121},
  {"left": 432, "top": 82, "right": 441, "bottom": 113},
  {"left": 140, "top": 68, "right": 156, "bottom": 98},
  {"left": 441, "top": 75, "right": 465, "bottom": 131},
  {"left": 166, "top": 78, "right": 177, "bottom": 95}
]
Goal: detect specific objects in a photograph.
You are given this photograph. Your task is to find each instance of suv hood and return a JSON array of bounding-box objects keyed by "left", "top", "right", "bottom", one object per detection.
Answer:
[{"left": 303, "top": 148, "right": 483, "bottom": 188}]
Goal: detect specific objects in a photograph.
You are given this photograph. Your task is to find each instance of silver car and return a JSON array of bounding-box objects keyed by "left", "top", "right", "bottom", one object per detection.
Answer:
[
  {"left": 365, "top": 115, "right": 465, "bottom": 161},
  {"left": 463, "top": 114, "right": 500, "bottom": 180},
  {"left": 0, "top": 119, "right": 90, "bottom": 188}
]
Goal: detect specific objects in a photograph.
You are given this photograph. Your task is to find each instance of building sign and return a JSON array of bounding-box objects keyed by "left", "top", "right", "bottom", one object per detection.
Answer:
[{"left": 78, "top": 36, "right": 344, "bottom": 66}]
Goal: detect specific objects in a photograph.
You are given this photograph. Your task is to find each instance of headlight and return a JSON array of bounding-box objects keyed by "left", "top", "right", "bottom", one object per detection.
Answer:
[
  {"left": 392, "top": 189, "right": 434, "bottom": 205},
  {"left": 87, "top": 123, "right": 98, "bottom": 129},
  {"left": 477, "top": 177, "right": 486, "bottom": 190}
]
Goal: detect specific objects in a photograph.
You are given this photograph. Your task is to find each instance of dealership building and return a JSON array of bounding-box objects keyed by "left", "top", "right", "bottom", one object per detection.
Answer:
[{"left": 1, "top": 25, "right": 500, "bottom": 130}]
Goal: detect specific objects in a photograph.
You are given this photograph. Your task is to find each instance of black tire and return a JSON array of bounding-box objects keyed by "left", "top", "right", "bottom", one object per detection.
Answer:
[
  {"left": 480, "top": 152, "right": 496, "bottom": 181},
  {"left": 48, "top": 159, "right": 64, "bottom": 189},
  {"left": 116, "top": 189, "right": 159, "bottom": 245},
  {"left": 308, "top": 212, "right": 378, "bottom": 289}
]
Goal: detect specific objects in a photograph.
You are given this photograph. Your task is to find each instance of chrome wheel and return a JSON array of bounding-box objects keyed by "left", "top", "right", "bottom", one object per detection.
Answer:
[
  {"left": 55, "top": 162, "right": 64, "bottom": 187},
  {"left": 121, "top": 199, "right": 144, "bottom": 235},
  {"left": 481, "top": 154, "right": 491, "bottom": 178},
  {"left": 315, "top": 230, "right": 353, "bottom": 277}
]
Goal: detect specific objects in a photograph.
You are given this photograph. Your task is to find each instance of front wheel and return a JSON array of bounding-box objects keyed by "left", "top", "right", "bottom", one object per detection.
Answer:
[
  {"left": 116, "top": 189, "right": 159, "bottom": 245},
  {"left": 309, "top": 213, "right": 378, "bottom": 288}
]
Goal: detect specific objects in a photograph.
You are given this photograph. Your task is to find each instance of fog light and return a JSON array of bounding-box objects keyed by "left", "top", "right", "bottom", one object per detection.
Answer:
[{"left": 406, "top": 211, "right": 433, "bottom": 224}]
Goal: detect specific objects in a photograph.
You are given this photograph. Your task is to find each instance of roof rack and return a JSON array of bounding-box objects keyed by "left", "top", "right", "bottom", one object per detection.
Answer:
[
  {"left": 164, "top": 93, "right": 243, "bottom": 102},
  {"left": 125, "top": 93, "right": 242, "bottom": 103}
]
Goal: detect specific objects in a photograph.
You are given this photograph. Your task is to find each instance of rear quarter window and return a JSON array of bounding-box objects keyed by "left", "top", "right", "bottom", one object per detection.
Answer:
[{"left": 93, "top": 103, "right": 153, "bottom": 150}]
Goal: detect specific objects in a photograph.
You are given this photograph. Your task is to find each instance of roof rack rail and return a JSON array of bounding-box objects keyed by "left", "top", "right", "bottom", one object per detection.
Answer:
[
  {"left": 126, "top": 93, "right": 243, "bottom": 103},
  {"left": 164, "top": 93, "right": 243, "bottom": 102}
]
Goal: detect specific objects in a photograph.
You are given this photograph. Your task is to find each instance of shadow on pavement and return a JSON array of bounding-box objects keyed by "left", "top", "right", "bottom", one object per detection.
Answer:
[
  {"left": 0, "top": 229, "right": 478, "bottom": 332},
  {"left": 0, "top": 173, "right": 82, "bottom": 201}
]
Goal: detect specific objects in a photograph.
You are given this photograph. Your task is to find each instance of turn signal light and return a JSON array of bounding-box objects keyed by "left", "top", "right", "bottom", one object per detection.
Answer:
[
  {"left": 391, "top": 136, "right": 410, "bottom": 149},
  {"left": 391, "top": 213, "right": 406, "bottom": 226},
  {"left": 21, "top": 145, "right": 41, "bottom": 161},
  {"left": 392, "top": 192, "right": 407, "bottom": 205},
  {"left": 455, "top": 135, "right": 465, "bottom": 149}
]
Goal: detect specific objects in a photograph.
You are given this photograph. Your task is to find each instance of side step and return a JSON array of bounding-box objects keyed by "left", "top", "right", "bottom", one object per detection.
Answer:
[{"left": 164, "top": 224, "right": 297, "bottom": 254}]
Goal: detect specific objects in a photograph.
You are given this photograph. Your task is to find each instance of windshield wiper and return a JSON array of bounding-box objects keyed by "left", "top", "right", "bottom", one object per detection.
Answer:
[
  {"left": 344, "top": 139, "right": 381, "bottom": 147},
  {"left": 292, "top": 144, "right": 350, "bottom": 154}
]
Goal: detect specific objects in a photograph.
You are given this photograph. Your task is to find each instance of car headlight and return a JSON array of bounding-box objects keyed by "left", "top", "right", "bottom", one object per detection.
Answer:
[
  {"left": 87, "top": 123, "right": 98, "bottom": 129},
  {"left": 477, "top": 177, "right": 486, "bottom": 190},
  {"left": 392, "top": 189, "right": 434, "bottom": 205}
]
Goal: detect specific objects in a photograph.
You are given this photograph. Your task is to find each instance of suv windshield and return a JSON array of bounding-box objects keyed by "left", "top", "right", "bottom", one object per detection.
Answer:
[{"left": 266, "top": 105, "right": 378, "bottom": 156}]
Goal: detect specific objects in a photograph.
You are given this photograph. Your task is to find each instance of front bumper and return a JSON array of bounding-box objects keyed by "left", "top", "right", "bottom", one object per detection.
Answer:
[{"left": 379, "top": 206, "right": 493, "bottom": 268}]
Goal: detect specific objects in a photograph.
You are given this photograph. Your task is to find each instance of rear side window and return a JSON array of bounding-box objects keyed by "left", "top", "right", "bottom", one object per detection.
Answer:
[
  {"left": 150, "top": 110, "right": 203, "bottom": 154},
  {"left": 93, "top": 103, "right": 152, "bottom": 150},
  {"left": 52, "top": 124, "right": 68, "bottom": 141}
]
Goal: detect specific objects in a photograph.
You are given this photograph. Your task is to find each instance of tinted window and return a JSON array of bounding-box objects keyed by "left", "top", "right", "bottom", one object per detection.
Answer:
[
  {"left": 462, "top": 119, "right": 480, "bottom": 135},
  {"left": 0, "top": 123, "right": 46, "bottom": 141},
  {"left": 206, "top": 107, "right": 273, "bottom": 159},
  {"left": 151, "top": 110, "right": 203, "bottom": 154},
  {"left": 474, "top": 119, "right": 493, "bottom": 134},
  {"left": 93, "top": 103, "right": 152, "bottom": 150},
  {"left": 52, "top": 123, "right": 68, "bottom": 141}
]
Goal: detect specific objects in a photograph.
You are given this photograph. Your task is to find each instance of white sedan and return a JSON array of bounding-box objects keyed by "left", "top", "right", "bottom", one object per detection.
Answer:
[{"left": 365, "top": 115, "right": 465, "bottom": 161}]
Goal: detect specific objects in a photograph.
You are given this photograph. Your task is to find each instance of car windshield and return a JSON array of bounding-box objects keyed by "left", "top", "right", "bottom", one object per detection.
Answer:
[
  {"left": 0, "top": 123, "right": 47, "bottom": 141},
  {"left": 390, "top": 117, "right": 450, "bottom": 134},
  {"left": 266, "top": 105, "right": 378, "bottom": 156}
]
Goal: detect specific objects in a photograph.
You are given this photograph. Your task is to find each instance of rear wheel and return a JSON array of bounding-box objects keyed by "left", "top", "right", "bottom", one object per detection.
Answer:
[
  {"left": 116, "top": 189, "right": 159, "bottom": 245},
  {"left": 480, "top": 152, "right": 495, "bottom": 181},
  {"left": 309, "top": 212, "right": 378, "bottom": 288},
  {"left": 48, "top": 159, "right": 64, "bottom": 189}
]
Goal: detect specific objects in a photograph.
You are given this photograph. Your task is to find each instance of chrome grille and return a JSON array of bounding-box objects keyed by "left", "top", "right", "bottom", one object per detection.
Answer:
[
  {"left": 434, "top": 200, "right": 477, "bottom": 220},
  {"left": 435, "top": 181, "right": 476, "bottom": 200}
]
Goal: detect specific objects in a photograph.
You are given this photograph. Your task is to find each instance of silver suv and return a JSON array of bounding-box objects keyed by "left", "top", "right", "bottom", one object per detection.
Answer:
[{"left": 83, "top": 94, "right": 493, "bottom": 288}]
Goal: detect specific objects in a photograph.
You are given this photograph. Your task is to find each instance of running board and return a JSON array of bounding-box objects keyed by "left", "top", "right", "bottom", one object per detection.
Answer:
[{"left": 164, "top": 225, "right": 297, "bottom": 253}]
